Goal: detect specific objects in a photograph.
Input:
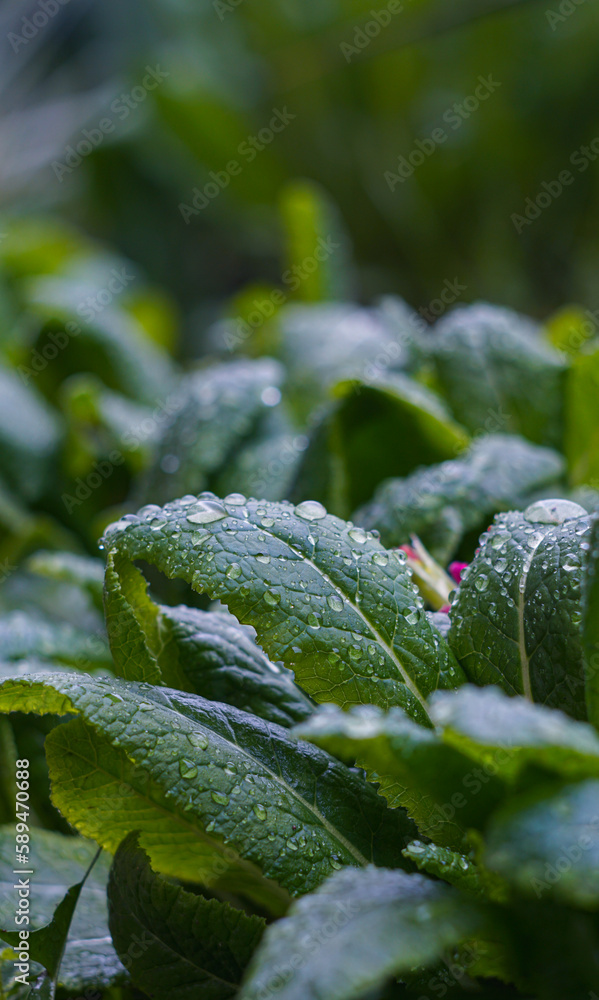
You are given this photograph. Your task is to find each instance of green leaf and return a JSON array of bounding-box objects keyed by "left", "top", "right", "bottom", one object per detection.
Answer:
[
  {"left": 104, "top": 549, "right": 314, "bottom": 725},
  {"left": 154, "top": 605, "right": 315, "bottom": 726},
  {"left": 108, "top": 833, "right": 265, "bottom": 1000},
  {"left": 0, "top": 827, "right": 124, "bottom": 990},
  {"left": 271, "top": 303, "right": 407, "bottom": 422},
  {"left": 0, "top": 672, "right": 414, "bottom": 904},
  {"left": 448, "top": 499, "right": 590, "bottom": 719},
  {"left": 139, "top": 358, "right": 284, "bottom": 504},
  {"left": 402, "top": 842, "right": 488, "bottom": 898},
  {"left": 583, "top": 512, "right": 599, "bottom": 728},
  {"left": 298, "top": 704, "right": 503, "bottom": 850},
  {"left": 24, "top": 269, "right": 175, "bottom": 406},
  {"left": 0, "top": 364, "right": 62, "bottom": 502},
  {"left": 214, "top": 406, "right": 304, "bottom": 503},
  {"left": 102, "top": 495, "right": 464, "bottom": 723},
  {"left": 279, "top": 181, "right": 352, "bottom": 302},
  {"left": 483, "top": 779, "right": 599, "bottom": 909},
  {"left": 291, "top": 373, "right": 470, "bottom": 515},
  {"left": 0, "top": 611, "right": 111, "bottom": 670},
  {"left": 25, "top": 551, "right": 105, "bottom": 611},
  {"left": 565, "top": 344, "right": 599, "bottom": 486},
  {"left": 356, "top": 434, "right": 565, "bottom": 560},
  {"left": 430, "top": 685, "right": 599, "bottom": 783},
  {"left": 429, "top": 303, "right": 566, "bottom": 448},
  {"left": 238, "top": 866, "right": 484, "bottom": 1000}
]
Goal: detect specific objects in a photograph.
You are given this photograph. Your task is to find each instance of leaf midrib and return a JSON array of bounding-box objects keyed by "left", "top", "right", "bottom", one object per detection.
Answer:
[
  {"left": 59, "top": 687, "right": 370, "bottom": 869},
  {"left": 516, "top": 533, "right": 545, "bottom": 701},
  {"left": 117, "top": 903, "right": 241, "bottom": 990},
  {"left": 242, "top": 522, "right": 430, "bottom": 714}
]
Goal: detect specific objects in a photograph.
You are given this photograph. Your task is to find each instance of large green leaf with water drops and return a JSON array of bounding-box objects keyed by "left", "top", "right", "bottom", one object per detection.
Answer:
[
  {"left": 356, "top": 435, "right": 565, "bottom": 560},
  {"left": 101, "top": 495, "right": 464, "bottom": 724},
  {"left": 429, "top": 303, "right": 566, "bottom": 448},
  {"left": 0, "top": 827, "right": 124, "bottom": 990},
  {"left": 0, "top": 671, "right": 415, "bottom": 904},
  {"left": 448, "top": 499, "right": 591, "bottom": 720},
  {"left": 108, "top": 833, "right": 265, "bottom": 1000},
  {"left": 238, "top": 866, "right": 485, "bottom": 1000},
  {"left": 104, "top": 549, "right": 313, "bottom": 726}
]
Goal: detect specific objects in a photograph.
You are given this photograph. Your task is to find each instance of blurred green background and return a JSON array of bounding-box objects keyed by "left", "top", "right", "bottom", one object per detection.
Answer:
[
  {"left": 2, "top": 0, "right": 599, "bottom": 328},
  {"left": 1, "top": 0, "right": 599, "bottom": 570}
]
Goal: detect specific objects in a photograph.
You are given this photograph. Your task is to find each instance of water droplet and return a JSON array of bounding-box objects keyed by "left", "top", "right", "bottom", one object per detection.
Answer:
[
  {"left": 327, "top": 594, "right": 344, "bottom": 612},
  {"left": 296, "top": 500, "right": 327, "bottom": 521},
  {"left": 330, "top": 857, "right": 343, "bottom": 870},
  {"left": 261, "top": 516, "right": 275, "bottom": 527},
  {"left": 373, "top": 552, "right": 389, "bottom": 566},
  {"left": 226, "top": 563, "right": 242, "bottom": 579},
  {"left": 187, "top": 500, "right": 228, "bottom": 525},
  {"left": 474, "top": 576, "right": 488, "bottom": 592},
  {"left": 307, "top": 612, "right": 321, "bottom": 629},
  {"left": 348, "top": 527, "right": 367, "bottom": 545},
  {"left": 524, "top": 498, "right": 586, "bottom": 525},
  {"left": 179, "top": 759, "right": 198, "bottom": 779},
  {"left": 286, "top": 838, "right": 299, "bottom": 851},
  {"left": 211, "top": 791, "right": 229, "bottom": 806},
  {"left": 188, "top": 732, "right": 208, "bottom": 750},
  {"left": 256, "top": 553, "right": 271, "bottom": 564},
  {"left": 191, "top": 529, "right": 210, "bottom": 545},
  {"left": 225, "top": 493, "right": 246, "bottom": 505},
  {"left": 253, "top": 804, "right": 267, "bottom": 821},
  {"left": 264, "top": 590, "right": 281, "bottom": 606}
]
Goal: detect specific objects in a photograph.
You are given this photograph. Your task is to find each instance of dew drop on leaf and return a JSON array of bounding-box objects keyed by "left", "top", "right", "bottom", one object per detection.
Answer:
[
  {"left": 264, "top": 590, "right": 281, "bottom": 606},
  {"left": 373, "top": 552, "right": 389, "bottom": 566},
  {"left": 187, "top": 500, "right": 228, "bottom": 524},
  {"left": 211, "top": 791, "right": 229, "bottom": 805},
  {"left": 179, "top": 759, "right": 198, "bottom": 779},
  {"left": 296, "top": 500, "right": 327, "bottom": 521},
  {"left": 188, "top": 732, "right": 209, "bottom": 750},
  {"left": 327, "top": 594, "right": 344, "bottom": 612},
  {"left": 523, "top": 498, "right": 586, "bottom": 525}
]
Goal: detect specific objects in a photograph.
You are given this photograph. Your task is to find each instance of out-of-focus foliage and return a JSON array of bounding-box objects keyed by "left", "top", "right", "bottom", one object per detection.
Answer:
[{"left": 2, "top": 0, "right": 599, "bottom": 318}]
